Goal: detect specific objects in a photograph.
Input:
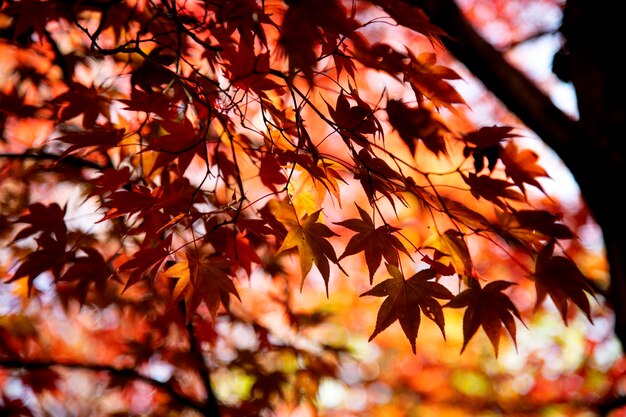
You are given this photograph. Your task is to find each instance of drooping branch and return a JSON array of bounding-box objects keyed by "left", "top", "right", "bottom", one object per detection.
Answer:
[{"left": 0, "top": 358, "right": 204, "bottom": 412}]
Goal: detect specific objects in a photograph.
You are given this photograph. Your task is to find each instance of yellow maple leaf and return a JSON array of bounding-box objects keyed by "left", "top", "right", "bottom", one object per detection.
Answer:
[
  {"left": 422, "top": 229, "right": 474, "bottom": 278},
  {"left": 276, "top": 209, "right": 341, "bottom": 295}
]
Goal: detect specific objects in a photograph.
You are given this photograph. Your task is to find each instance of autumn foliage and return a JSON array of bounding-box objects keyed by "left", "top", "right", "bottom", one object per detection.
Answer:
[{"left": 0, "top": 0, "right": 619, "bottom": 416}]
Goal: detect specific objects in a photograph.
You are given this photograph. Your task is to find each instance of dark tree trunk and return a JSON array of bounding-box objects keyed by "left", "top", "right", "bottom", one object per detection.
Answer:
[
  {"left": 558, "top": 0, "right": 626, "bottom": 348},
  {"left": 411, "top": 0, "right": 626, "bottom": 349}
]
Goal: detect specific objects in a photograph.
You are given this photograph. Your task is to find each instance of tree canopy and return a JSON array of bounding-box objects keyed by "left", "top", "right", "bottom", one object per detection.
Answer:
[{"left": 0, "top": 0, "right": 623, "bottom": 416}]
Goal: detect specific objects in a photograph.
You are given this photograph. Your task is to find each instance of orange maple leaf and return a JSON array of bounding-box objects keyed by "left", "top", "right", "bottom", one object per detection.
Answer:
[
  {"left": 502, "top": 141, "right": 550, "bottom": 195},
  {"left": 163, "top": 252, "right": 240, "bottom": 320}
]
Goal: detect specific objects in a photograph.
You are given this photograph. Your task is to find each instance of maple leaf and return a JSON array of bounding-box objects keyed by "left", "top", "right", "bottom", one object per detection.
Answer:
[
  {"left": 210, "top": 0, "right": 272, "bottom": 46},
  {"left": 162, "top": 252, "right": 240, "bottom": 320},
  {"left": 130, "top": 47, "right": 177, "bottom": 93},
  {"left": 462, "top": 125, "right": 519, "bottom": 148},
  {"left": 354, "top": 42, "right": 408, "bottom": 77},
  {"left": 225, "top": 233, "right": 263, "bottom": 277},
  {"left": 51, "top": 82, "right": 111, "bottom": 128},
  {"left": 446, "top": 280, "right": 524, "bottom": 356},
  {"left": 461, "top": 125, "right": 519, "bottom": 173},
  {"left": 59, "top": 247, "right": 111, "bottom": 305},
  {"left": 88, "top": 166, "right": 132, "bottom": 197},
  {"left": 221, "top": 42, "right": 283, "bottom": 95},
  {"left": 117, "top": 237, "right": 172, "bottom": 290},
  {"left": 361, "top": 265, "right": 454, "bottom": 353},
  {"left": 12, "top": 202, "right": 67, "bottom": 244},
  {"left": 405, "top": 51, "right": 466, "bottom": 112},
  {"left": 462, "top": 172, "right": 525, "bottom": 209},
  {"left": 21, "top": 369, "right": 60, "bottom": 394},
  {"left": 334, "top": 204, "right": 411, "bottom": 282},
  {"left": 422, "top": 193, "right": 490, "bottom": 231},
  {"left": 117, "top": 89, "right": 177, "bottom": 119},
  {"left": 56, "top": 127, "right": 125, "bottom": 156},
  {"left": 355, "top": 148, "right": 404, "bottom": 207},
  {"left": 501, "top": 141, "right": 550, "bottom": 195},
  {"left": 532, "top": 241, "right": 595, "bottom": 323},
  {"left": 386, "top": 99, "right": 449, "bottom": 156},
  {"left": 513, "top": 209, "right": 574, "bottom": 240},
  {"left": 276, "top": 209, "right": 341, "bottom": 295},
  {"left": 421, "top": 250, "right": 456, "bottom": 277},
  {"left": 4, "top": 0, "right": 61, "bottom": 39},
  {"left": 326, "top": 90, "right": 381, "bottom": 140},
  {"left": 0, "top": 393, "right": 34, "bottom": 417},
  {"left": 372, "top": 0, "right": 445, "bottom": 42},
  {"left": 8, "top": 234, "right": 69, "bottom": 293},
  {"left": 279, "top": 0, "right": 358, "bottom": 83},
  {"left": 495, "top": 209, "right": 575, "bottom": 252},
  {"left": 209, "top": 224, "right": 263, "bottom": 277},
  {"left": 145, "top": 117, "right": 206, "bottom": 174},
  {"left": 100, "top": 185, "right": 157, "bottom": 221},
  {"left": 422, "top": 229, "right": 474, "bottom": 277},
  {"left": 444, "top": 202, "right": 490, "bottom": 230},
  {"left": 259, "top": 152, "right": 288, "bottom": 192}
]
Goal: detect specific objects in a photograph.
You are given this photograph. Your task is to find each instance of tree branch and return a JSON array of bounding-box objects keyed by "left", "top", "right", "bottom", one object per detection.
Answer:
[
  {"left": 0, "top": 150, "right": 105, "bottom": 171},
  {"left": 183, "top": 304, "right": 221, "bottom": 417},
  {"left": 0, "top": 357, "right": 204, "bottom": 412},
  {"left": 595, "top": 395, "right": 626, "bottom": 417},
  {"left": 407, "top": 0, "right": 576, "bottom": 136},
  {"left": 402, "top": 0, "right": 626, "bottom": 350},
  {"left": 401, "top": 0, "right": 594, "bottom": 188},
  {"left": 499, "top": 28, "right": 559, "bottom": 50}
]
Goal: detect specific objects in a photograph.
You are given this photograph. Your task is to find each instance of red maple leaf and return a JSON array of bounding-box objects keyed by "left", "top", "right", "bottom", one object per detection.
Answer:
[
  {"left": 361, "top": 265, "right": 454, "bottom": 353},
  {"left": 335, "top": 204, "right": 411, "bottom": 282},
  {"left": 326, "top": 91, "right": 381, "bottom": 140},
  {"left": 52, "top": 82, "right": 111, "bottom": 128},
  {"left": 145, "top": 117, "right": 207, "bottom": 175},
  {"left": 386, "top": 99, "right": 449, "bottom": 156},
  {"left": 462, "top": 172, "right": 525, "bottom": 209},
  {"left": 279, "top": 0, "right": 358, "bottom": 83},
  {"left": 372, "top": 0, "right": 445, "bottom": 42},
  {"left": 88, "top": 166, "right": 132, "bottom": 197},
  {"left": 59, "top": 247, "right": 111, "bottom": 305},
  {"left": 532, "top": 241, "right": 595, "bottom": 323},
  {"left": 355, "top": 149, "right": 404, "bottom": 207},
  {"left": 13, "top": 203, "right": 67, "bottom": 244},
  {"left": 446, "top": 280, "right": 524, "bottom": 356},
  {"left": 8, "top": 234, "right": 69, "bottom": 292},
  {"left": 56, "top": 127, "right": 125, "bottom": 156},
  {"left": 117, "top": 236, "right": 172, "bottom": 289},
  {"left": 259, "top": 152, "right": 288, "bottom": 192},
  {"left": 461, "top": 125, "right": 519, "bottom": 173},
  {"left": 21, "top": 369, "right": 60, "bottom": 394}
]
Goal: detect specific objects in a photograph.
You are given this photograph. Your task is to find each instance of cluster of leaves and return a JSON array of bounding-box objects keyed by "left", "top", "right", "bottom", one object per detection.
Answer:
[{"left": 0, "top": 0, "right": 600, "bottom": 415}]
